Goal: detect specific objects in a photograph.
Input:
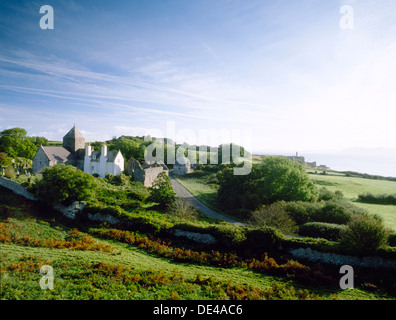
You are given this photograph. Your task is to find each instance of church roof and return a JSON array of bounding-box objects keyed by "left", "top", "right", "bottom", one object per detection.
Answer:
[
  {"left": 63, "top": 124, "right": 85, "bottom": 140},
  {"left": 41, "top": 146, "right": 75, "bottom": 163}
]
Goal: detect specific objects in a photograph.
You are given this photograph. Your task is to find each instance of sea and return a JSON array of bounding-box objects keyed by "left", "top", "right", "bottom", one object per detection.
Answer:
[{"left": 254, "top": 150, "right": 396, "bottom": 178}]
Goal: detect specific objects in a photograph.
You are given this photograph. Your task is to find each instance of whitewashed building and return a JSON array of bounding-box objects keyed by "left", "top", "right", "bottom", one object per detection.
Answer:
[{"left": 83, "top": 144, "right": 124, "bottom": 178}]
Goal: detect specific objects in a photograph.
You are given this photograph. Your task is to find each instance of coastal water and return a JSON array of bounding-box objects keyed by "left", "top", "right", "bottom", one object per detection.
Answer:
[{"left": 302, "top": 152, "right": 396, "bottom": 178}]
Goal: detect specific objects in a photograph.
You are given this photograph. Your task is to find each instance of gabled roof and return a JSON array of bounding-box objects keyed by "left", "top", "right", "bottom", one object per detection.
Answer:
[
  {"left": 89, "top": 150, "right": 122, "bottom": 162},
  {"left": 41, "top": 146, "right": 75, "bottom": 163}
]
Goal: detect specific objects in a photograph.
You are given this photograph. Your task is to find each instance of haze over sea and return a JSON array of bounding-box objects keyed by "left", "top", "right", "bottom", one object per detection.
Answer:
[{"left": 257, "top": 148, "right": 396, "bottom": 178}]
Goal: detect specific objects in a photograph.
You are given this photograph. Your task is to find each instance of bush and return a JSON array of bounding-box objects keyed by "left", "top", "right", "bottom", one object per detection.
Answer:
[
  {"left": 82, "top": 204, "right": 126, "bottom": 219},
  {"left": 318, "top": 188, "right": 344, "bottom": 201},
  {"left": 299, "top": 222, "right": 347, "bottom": 241},
  {"left": 0, "top": 205, "right": 11, "bottom": 219},
  {"left": 311, "top": 200, "right": 351, "bottom": 224},
  {"left": 248, "top": 203, "right": 299, "bottom": 236},
  {"left": 148, "top": 172, "right": 176, "bottom": 208},
  {"left": 4, "top": 167, "right": 16, "bottom": 179},
  {"left": 105, "top": 173, "right": 131, "bottom": 186},
  {"left": 282, "top": 201, "right": 322, "bottom": 225},
  {"left": 242, "top": 227, "right": 284, "bottom": 253},
  {"left": 388, "top": 233, "right": 396, "bottom": 247},
  {"left": 168, "top": 198, "right": 201, "bottom": 220},
  {"left": 209, "top": 224, "right": 247, "bottom": 249},
  {"left": 340, "top": 214, "right": 389, "bottom": 251},
  {"left": 30, "top": 164, "right": 98, "bottom": 206},
  {"left": 357, "top": 193, "right": 396, "bottom": 205}
]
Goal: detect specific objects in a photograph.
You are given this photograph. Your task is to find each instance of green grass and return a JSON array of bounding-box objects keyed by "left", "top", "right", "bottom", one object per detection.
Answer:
[
  {"left": 173, "top": 170, "right": 396, "bottom": 232},
  {"left": 308, "top": 174, "right": 396, "bottom": 200},
  {"left": 1, "top": 187, "right": 394, "bottom": 300},
  {"left": 308, "top": 173, "right": 396, "bottom": 231},
  {"left": 173, "top": 172, "right": 222, "bottom": 213}
]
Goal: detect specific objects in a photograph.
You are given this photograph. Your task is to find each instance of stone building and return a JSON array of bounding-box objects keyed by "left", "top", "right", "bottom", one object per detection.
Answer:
[
  {"left": 173, "top": 156, "right": 193, "bottom": 175},
  {"left": 126, "top": 158, "right": 169, "bottom": 187},
  {"left": 32, "top": 125, "right": 124, "bottom": 177},
  {"left": 32, "top": 125, "right": 85, "bottom": 174}
]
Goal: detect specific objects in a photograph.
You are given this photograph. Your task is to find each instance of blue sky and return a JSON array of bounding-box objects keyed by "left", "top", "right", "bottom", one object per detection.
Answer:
[{"left": 1, "top": 0, "right": 396, "bottom": 174}]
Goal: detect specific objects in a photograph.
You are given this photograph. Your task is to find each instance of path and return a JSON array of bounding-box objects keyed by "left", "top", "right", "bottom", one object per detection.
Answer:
[{"left": 169, "top": 173, "right": 244, "bottom": 226}]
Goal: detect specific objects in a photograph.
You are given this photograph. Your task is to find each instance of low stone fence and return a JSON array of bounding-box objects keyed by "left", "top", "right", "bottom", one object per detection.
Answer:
[
  {"left": 1, "top": 176, "right": 395, "bottom": 270},
  {"left": 0, "top": 177, "right": 38, "bottom": 201},
  {"left": 289, "top": 247, "right": 396, "bottom": 270}
]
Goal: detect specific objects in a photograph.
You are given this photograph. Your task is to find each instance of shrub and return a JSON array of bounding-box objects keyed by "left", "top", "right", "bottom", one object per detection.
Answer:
[
  {"left": 30, "top": 164, "right": 98, "bottom": 206},
  {"left": 311, "top": 200, "right": 351, "bottom": 224},
  {"left": 388, "top": 233, "right": 396, "bottom": 247},
  {"left": 105, "top": 173, "right": 131, "bottom": 186},
  {"left": 148, "top": 172, "right": 176, "bottom": 208},
  {"left": 318, "top": 188, "right": 344, "bottom": 201},
  {"left": 357, "top": 193, "right": 396, "bottom": 205},
  {"left": 209, "top": 224, "right": 247, "bottom": 249},
  {"left": 248, "top": 203, "right": 299, "bottom": 236},
  {"left": 299, "top": 222, "right": 347, "bottom": 241},
  {"left": 340, "top": 214, "right": 389, "bottom": 251},
  {"left": 0, "top": 205, "right": 11, "bottom": 219},
  {"left": 4, "top": 167, "right": 16, "bottom": 179},
  {"left": 82, "top": 204, "right": 126, "bottom": 219},
  {"left": 168, "top": 198, "right": 201, "bottom": 220},
  {"left": 242, "top": 226, "right": 284, "bottom": 253},
  {"left": 282, "top": 201, "right": 322, "bottom": 225}
]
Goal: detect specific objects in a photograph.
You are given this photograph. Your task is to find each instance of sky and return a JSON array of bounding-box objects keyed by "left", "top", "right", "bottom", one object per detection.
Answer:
[{"left": 1, "top": 0, "right": 396, "bottom": 176}]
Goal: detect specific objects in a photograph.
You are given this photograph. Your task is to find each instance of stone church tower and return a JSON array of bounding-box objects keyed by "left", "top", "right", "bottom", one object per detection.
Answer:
[{"left": 63, "top": 124, "right": 85, "bottom": 153}]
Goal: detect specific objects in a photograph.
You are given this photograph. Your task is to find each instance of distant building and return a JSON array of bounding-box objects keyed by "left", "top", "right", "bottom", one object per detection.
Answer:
[
  {"left": 32, "top": 125, "right": 124, "bottom": 177},
  {"left": 126, "top": 158, "right": 169, "bottom": 187},
  {"left": 173, "top": 156, "right": 193, "bottom": 175}
]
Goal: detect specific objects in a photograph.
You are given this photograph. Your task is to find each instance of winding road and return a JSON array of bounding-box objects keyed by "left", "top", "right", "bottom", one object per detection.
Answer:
[{"left": 169, "top": 173, "right": 244, "bottom": 226}]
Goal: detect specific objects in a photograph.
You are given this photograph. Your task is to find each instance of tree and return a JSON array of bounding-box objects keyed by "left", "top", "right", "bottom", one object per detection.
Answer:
[
  {"left": 0, "top": 152, "right": 12, "bottom": 166},
  {"left": 0, "top": 127, "right": 41, "bottom": 159},
  {"left": 147, "top": 172, "right": 176, "bottom": 208},
  {"left": 217, "top": 156, "right": 317, "bottom": 213},
  {"left": 251, "top": 157, "right": 317, "bottom": 204},
  {"left": 31, "top": 164, "right": 98, "bottom": 206}
]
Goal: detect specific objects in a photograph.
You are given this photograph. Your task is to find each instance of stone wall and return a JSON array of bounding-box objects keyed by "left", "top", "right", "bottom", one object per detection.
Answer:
[
  {"left": 1, "top": 176, "right": 395, "bottom": 270},
  {"left": 289, "top": 247, "right": 396, "bottom": 270},
  {"left": 0, "top": 177, "right": 38, "bottom": 201}
]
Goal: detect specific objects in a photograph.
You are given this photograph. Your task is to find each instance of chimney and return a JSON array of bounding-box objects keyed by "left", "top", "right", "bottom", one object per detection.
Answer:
[
  {"left": 101, "top": 144, "right": 107, "bottom": 157},
  {"left": 86, "top": 144, "right": 92, "bottom": 157}
]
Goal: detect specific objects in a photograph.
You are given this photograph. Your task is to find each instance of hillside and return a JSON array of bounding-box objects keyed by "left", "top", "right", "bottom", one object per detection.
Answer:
[{"left": 1, "top": 185, "right": 396, "bottom": 301}]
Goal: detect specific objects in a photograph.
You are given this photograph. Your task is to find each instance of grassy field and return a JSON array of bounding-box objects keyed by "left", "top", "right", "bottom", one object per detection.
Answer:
[
  {"left": 173, "top": 168, "right": 396, "bottom": 232},
  {"left": 1, "top": 186, "right": 395, "bottom": 300},
  {"left": 308, "top": 173, "right": 396, "bottom": 231}
]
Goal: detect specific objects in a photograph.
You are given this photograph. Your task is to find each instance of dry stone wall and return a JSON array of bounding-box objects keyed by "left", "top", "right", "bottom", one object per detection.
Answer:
[{"left": 0, "top": 177, "right": 38, "bottom": 201}]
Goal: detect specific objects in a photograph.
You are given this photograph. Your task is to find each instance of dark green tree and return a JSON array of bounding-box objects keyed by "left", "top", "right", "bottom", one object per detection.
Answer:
[
  {"left": 147, "top": 172, "right": 176, "bottom": 208},
  {"left": 31, "top": 164, "right": 98, "bottom": 206},
  {"left": 217, "top": 156, "right": 317, "bottom": 213},
  {"left": 0, "top": 128, "right": 43, "bottom": 159}
]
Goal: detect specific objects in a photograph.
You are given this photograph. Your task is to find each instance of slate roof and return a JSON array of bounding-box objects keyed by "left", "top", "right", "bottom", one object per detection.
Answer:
[
  {"left": 63, "top": 125, "right": 85, "bottom": 140},
  {"left": 89, "top": 150, "right": 120, "bottom": 162},
  {"left": 41, "top": 146, "right": 75, "bottom": 163}
]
